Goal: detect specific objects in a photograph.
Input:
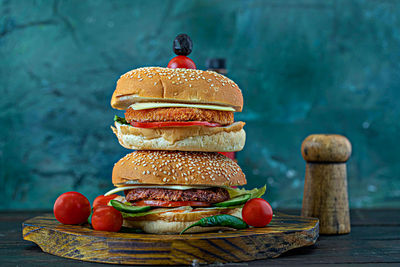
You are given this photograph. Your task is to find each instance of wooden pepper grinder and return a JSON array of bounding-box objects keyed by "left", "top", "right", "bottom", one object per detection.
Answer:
[{"left": 301, "top": 134, "right": 351, "bottom": 234}]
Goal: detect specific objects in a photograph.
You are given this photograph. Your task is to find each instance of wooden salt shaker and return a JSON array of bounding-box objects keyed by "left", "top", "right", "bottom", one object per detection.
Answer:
[{"left": 301, "top": 134, "right": 351, "bottom": 234}]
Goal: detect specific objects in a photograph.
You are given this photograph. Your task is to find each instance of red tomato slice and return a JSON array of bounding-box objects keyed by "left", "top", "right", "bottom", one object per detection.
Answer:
[
  {"left": 130, "top": 121, "right": 221, "bottom": 128},
  {"left": 219, "top": 152, "right": 236, "bottom": 160},
  {"left": 131, "top": 200, "right": 211, "bottom": 207}
]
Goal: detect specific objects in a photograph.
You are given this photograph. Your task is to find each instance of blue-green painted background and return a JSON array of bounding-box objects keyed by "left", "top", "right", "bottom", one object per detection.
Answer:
[{"left": 1, "top": 0, "right": 399, "bottom": 210}]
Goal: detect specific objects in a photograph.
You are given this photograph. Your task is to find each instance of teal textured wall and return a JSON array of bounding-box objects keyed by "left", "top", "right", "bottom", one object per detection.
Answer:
[{"left": 1, "top": 0, "right": 399, "bottom": 210}]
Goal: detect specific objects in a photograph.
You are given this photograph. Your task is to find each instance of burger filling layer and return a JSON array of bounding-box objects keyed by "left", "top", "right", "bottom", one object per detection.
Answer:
[
  {"left": 125, "top": 187, "right": 230, "bottom": 205},
  {"left": 125, "top": 107, "right": 234, "bottom": 126},
  {"left": 115, "top": 121, "right": 245, "bottom": 143}
]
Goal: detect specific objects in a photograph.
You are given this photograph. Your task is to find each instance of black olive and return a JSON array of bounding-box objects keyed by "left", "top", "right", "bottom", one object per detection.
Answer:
[{"left": 173, "top": 34, "right": 193, "bottom": 56}]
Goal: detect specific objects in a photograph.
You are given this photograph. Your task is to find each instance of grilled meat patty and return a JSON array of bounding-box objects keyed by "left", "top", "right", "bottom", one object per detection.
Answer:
[
  {"left": 125, "top": 187, "right": 230, "bottom": 204},
  {"left": 124, "top": 107, "right": 234, "bottom": 126}
]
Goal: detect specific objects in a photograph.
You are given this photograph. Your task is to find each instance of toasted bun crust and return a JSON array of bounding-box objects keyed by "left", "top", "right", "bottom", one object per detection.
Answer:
[
  {"left": 123, "top": 207, "right": 242, "bottom": 234},
  {"left": 112, "top": 150, "right": 246, "bottom": 186},
  {"left": 111, "top": 122, "right": 246, "bottom": 152},
  {"left": 111, "top": 67, "right": 243, "bottom": 111}
]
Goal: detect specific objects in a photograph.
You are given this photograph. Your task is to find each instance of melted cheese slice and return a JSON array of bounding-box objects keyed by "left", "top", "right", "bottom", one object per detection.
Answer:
[{"left": 128, "top": 102, "right": 235, "bottom": 111}]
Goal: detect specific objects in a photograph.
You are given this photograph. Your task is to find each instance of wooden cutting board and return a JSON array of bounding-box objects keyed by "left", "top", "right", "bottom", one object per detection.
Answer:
[{"left": 22, "top": 213, "right": 319, "bottom": 265}]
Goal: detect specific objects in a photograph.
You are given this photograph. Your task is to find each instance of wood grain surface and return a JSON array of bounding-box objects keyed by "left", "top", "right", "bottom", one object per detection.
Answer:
[{"left": 22, "top": 213, "right": 318, "bottom": 265}]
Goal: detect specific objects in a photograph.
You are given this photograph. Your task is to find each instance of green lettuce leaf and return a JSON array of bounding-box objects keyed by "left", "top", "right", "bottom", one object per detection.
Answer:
[
  {"left": 226, "top": 185, "right": 266, "bottom": 199},
  {"left": 114, "top": 115, "right": 128, "bottom": 124}
]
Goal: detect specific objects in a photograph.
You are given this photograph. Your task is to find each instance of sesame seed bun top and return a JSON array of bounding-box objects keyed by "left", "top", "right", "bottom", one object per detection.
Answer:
[
  {"left": 112, "top": 150, "right": 246, "bottom": 187},
  {"left": 111, "top": 67, "right": 243, "bottom": 112}
]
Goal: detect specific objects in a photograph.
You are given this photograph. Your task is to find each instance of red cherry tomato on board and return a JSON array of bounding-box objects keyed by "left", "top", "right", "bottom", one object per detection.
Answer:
[
  {"left": 93, "top": 194, "right": 119, "bottom": 209},
  {"left": 242, "top": 198, "right": 273, "bottom": 227},
  {"left": 167, "top": 55, "right": 196, "bottom": 69},
  {"left": 53, "top": 192, "right": 91, "bottom": 225},
  {"left": 91, "top": 206, "right": 123, "bottom": 232}
]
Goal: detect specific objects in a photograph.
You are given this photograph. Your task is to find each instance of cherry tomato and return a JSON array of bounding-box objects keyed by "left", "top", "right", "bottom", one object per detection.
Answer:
[
  {"left": 167, "top": 55, "right": 196, "bottom": 69},
  {"left": 91, "top": 206, "right": 123, "bottom": 232},
  {"left": 130, "top": 121, "right": 220, "bottom": 128},
  {"left": 54, "top": 192, "right": 91, "bottom": 225},
  {"left": 132, "top": 200, "right": 211, "bottom": 207},
  {"left": 93, "top": 194, "right": 119, "bottom": 209},
  {"left": 242, "top": 198, "right": 273, "bottom": 227}
]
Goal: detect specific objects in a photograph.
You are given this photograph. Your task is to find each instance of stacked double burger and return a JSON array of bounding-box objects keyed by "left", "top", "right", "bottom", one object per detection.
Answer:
[
  {"left": 105, "top": 37, "right": 264, "bottom": 234},
  {"left": 111, "top": 67, "right": 245, "bottom": 152}
]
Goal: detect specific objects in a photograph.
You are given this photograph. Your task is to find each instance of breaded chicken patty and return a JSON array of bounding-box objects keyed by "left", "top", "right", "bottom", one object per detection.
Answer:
[{"left": 125, "top": 108, "right": 234, "bottom": 125}]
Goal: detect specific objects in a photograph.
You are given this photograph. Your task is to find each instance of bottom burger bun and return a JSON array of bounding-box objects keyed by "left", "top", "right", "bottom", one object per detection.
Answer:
[
  {"left": 111, "top": 121, "right": 246, "bottom": 152},
  {"left": 123, "top": 207, "right": 242, "bottom": 234}
]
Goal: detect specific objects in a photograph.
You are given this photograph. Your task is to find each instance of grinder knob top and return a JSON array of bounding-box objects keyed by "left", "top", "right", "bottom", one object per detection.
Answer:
[{"left": 301, "top": 134, "right": 352, "bottom": 163}]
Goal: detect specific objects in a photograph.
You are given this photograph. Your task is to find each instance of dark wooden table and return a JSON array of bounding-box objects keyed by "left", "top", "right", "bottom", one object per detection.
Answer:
[{"left": 1, "top": 209, "right": 399, "bottom": 266}]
